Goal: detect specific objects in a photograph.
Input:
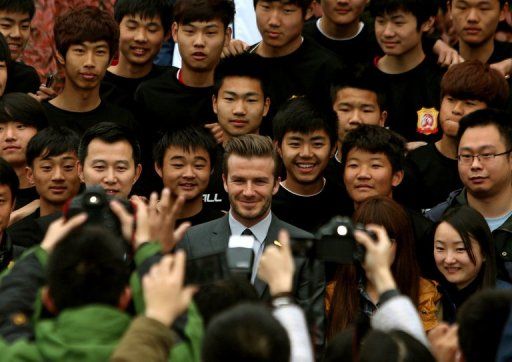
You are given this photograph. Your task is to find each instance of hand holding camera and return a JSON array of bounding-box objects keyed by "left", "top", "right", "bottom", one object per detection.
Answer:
[{"left": 354, "top": 225, "right": 397, "bottom": 295}]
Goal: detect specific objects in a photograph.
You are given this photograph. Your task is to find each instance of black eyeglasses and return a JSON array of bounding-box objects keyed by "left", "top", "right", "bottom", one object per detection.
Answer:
[{"left": 457, "top": 149, "right": 512, "bottom": 165}]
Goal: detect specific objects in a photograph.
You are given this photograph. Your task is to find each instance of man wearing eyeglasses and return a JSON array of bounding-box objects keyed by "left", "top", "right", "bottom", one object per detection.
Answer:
[{"left": 427, "top": 108, "right": 512, "bottom": 283}]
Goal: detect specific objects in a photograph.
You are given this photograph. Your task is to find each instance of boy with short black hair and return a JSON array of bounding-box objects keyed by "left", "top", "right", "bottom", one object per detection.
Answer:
[
  {"left": 0, "top": 93, "right": 47, "bottom": 209},
  {"left": 136, "top": 0, "right": 235, "bottom": 134},
  {"left": 8, "top": 126, "right": 81, "bottom": 249},
  {"left": 43, "top": 7, "right": 136, "bottom": 135},
  {"left": 272, "top": 97, "right": 350, "bottom": 232},
  {"left": 154, "top": 127, "right": 224, "bottom": 226},
  {"left": 101, "top": 0, "right": 173, "bottom": 111},
  {"left": 0, "top": 0, "right": 40, "bottom": 94},
  {"left": 213, "top": 53, "right": 270, "bottom": 143},
  {"left": 407, "top": 60, "right": 509, "bottom": 210},
  {"left": 204, "top": 53, "right": 271, "bottom": 211},
  {"left": 369, "top": 0, "right": 444, "bottom": 143}
]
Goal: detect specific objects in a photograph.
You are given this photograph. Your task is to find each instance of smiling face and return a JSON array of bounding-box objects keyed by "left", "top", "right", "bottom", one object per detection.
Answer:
[
  {"left": 213, "top": 76, "right": 270, "bottom": 138},
  {"left": 439, "top": 95, "right": 487, "bottom": 137},
  {"left": 0, "top": 11, "right": 31, "bottom": 60},
  {"left": 223, "top": 154, "right": 279, "bottom": 227},
  {"left": 343, "top": 148, "right": 403, "bottom": 207},
  {"left": 374, "top": 9, "right": 423, "bottom": 57},
  {"left": 0, "top": 121, "right": 37, "bottom": 166},
  {"left": 255, "top": 0, "right": 305, "bottom": 56},
  {"left": 27, "top": 151, "right": 81, "bottom": 207},
  {"left": 156, "top": 145, "right": 211, "bottom": 201},
  {"left": 434, "top": 221, "right": 483, "bottom": 289},
  {"left": 79, "top": 139, "right": 141, "bottom": 198},
  {"left": 118, "top": 14, "right": 166, "bottom": 67},
  {"left": 450, "top": 0, "right": 505, "bottom": 47},
  {"left": 278, "top": 129, "right": 333, "bottom": 192},
  {"left": 457, "top": 124, "right": 512, "bottom": 199},
  {"left": 61, "top": 40, "right": 110, "bottom": 91},
  {"left": 172, "top": 19, "right": 230, "bottom": 73}
]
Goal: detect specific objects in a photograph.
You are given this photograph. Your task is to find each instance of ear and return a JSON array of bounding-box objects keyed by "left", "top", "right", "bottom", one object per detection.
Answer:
[
  {"left": 118, "top": 287, "right": 132, "bottom": 310},
  {"left": 77, "top": 161, "right": 85, "bottom": 183},
  {"left": 224, "top": 26, "right": 232, "bottom": 46},
  {"left": 304, "top": 2, "right": 314, "bottom": 21},
  {"left": 41, "top": 287, "right": 58, "bottom": 315},
  {"left": 25, "top": 166, "right": 35, "bottom": 186},
  {"left": 391, "top": 170, "right": 404, "bottom": 187},
  {"left": 56, "top": 51, "right": 65, "bottom": 66},
  {"left": 329, "top": 143, "right": 336, "bottom": 158},
  {"left": 263, "top": 97, "right": 270, "bottom": 117},
  {"left": 420, "top": 16, "right": 436, "bottom": 33},
  {"left": 212, "top": 94, "right": 218, "bottom": 115},
  {"left": 500, "top": 2, "right": 508, "bottom": 22},
  {"left": 154, "top": 162, "right": 163, "bottom": 178},
  {"left": 380, "top": 111, "right": 388, "bottom": 127},
  {"left": 272, "top": 176, "right": 280, "bottom": 195},
  {"left": 222, "top": 173, "right": 228, "bottom": 193},
  {"left": 171, "top": 22, "right": 179, "bottom": 43},
  {"left": 133, "top": 164, "right": 142, "bottom": 185},
  {"left": 275, "top": 140, "right": 282, "bottom": 158}
]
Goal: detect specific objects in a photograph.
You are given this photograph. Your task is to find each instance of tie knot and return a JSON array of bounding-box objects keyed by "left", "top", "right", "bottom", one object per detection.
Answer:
[{"left": 242, "top": 228, "right": 254, "bottom": 236}]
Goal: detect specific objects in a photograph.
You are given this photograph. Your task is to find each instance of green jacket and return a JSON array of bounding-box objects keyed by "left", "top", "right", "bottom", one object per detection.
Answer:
[
  {"left": 0, "top": 242, "right": 203, "bottom": 362},
  {"left": 0, "top": 305, "right": 131, "bottom": 362}
]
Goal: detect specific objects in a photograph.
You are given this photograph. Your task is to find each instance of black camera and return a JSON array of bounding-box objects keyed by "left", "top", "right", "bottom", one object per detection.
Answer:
[
  {"left": 292, "top": 216, "right": 377, "bottom": 264},
  {"left": 64, "top": 185, "right": 134, "bottom": 239}
]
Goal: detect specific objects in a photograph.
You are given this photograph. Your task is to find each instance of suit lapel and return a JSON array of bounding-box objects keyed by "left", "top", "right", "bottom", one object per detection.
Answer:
[{"left": 210, "top": 215, "right": 231, "bottom": 253}]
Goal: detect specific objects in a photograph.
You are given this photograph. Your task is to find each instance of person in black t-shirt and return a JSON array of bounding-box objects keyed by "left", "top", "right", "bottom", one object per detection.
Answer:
[
  {"left": 0, "top": 93, "right": 47, "bottom": 210},
  {"left": 450, "top": 0, "right": 512, "bottom": 66},
  {"left": 135, "top": 0, "right": 235, "bottom": 137},
  {"left": 272, "top": 97, "right": 351, "bottom": 233},
  {"left": 342, "top": 125, "right": 436, "bottom": 278},
  {"left": 406, "top": 60, "right": 509, "bottom": 211},
  {"left": 43, "top": 7, "right": 136, "bottom": 135},
  {"left": 101, "top": 0, "right": 173, "bottom": 112},
  {"left": 302, "top": 0, "right": 378, "bottom": 72},
  {"left": 154, "top": 127, "right": 224, "bottom": 227},
  {"left": 0, "top": 0, "right": 40, "bottom": 94},
  {"left": 8, "top": 127, "right": 81, "bottom": 250},
  {"left": 204, "top": 53, "right": 271, "bottom": 211},
  {"left": 249, "top": 0, "right": 344, "bottom": 133},
  {"left": 368, "top": 0, "right": 444, "bottom": 144}
]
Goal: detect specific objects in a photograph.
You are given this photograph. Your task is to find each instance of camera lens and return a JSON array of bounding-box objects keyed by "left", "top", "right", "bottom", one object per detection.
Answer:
[
  {"left": 84, "top": 193, "right": 104, "bottom": 207},
  {"left": 337, "top": 225, "right": 348, "bottom": 236}
]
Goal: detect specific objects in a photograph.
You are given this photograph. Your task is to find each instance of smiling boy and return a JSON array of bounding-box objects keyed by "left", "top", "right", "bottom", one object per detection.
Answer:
[
  {"left": 368, "top": 0, "right": 443, "bottom": 143},
  {"left": 101, "top": 0, "right": 173, "bottom": 112}
]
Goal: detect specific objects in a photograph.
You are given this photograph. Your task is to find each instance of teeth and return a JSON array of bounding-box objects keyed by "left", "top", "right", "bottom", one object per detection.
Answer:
[{"left": 297, "top": 164, "right": 314, "bottom": 168}]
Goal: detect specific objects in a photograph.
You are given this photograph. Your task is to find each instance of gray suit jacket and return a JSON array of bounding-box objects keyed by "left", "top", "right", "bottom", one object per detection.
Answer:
[{"left": 179, "top": 213, "right": 326, "bottom": 344}]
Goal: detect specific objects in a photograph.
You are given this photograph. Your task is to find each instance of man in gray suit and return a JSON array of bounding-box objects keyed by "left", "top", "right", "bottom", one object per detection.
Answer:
[{"left": 179, "top": 134, "right": 325, "bottom": 345}]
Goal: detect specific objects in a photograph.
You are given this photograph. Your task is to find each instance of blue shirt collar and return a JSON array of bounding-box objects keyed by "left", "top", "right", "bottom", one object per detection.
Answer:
[{"left": 228, "top": 210, "right": 272, "bottom": 243}]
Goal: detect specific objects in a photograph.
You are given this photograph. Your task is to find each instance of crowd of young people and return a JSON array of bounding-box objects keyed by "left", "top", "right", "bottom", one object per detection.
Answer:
[{"left": 0, "top": 0, "right": 511, "bottom": 360}]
